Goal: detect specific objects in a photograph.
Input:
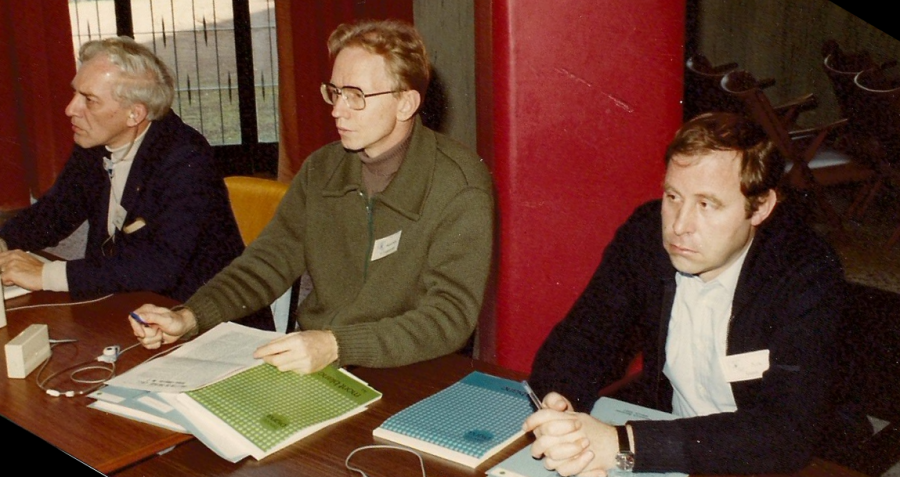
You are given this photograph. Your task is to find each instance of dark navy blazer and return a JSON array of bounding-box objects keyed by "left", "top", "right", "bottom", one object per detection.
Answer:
[{"left": 1, "top": 111, "right": 244, "bottom": 303}]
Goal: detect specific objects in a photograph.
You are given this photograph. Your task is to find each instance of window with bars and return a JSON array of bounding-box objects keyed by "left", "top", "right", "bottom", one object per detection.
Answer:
[{"left": 68, "top": 0, "right": 278, "bottom": 176}]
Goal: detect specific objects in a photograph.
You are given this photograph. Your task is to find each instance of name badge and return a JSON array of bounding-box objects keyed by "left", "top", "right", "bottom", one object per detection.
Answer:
[
  {"left": 720, "top": 349, "right": 769, "bottom": 382},
  {"left": 371, "top": 230, "right": 402, "bottom": 261},
  {"left": 123, "top": 217, "right": 147, "bottom": 234}
]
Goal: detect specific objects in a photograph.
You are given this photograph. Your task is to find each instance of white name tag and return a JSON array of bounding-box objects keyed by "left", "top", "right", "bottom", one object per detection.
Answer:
[
  {"left": 720, "top": 349, "right": 769, "bottom": 382},
  {"left": 371, "top": 230, "right": 402, "bottom": 261}
]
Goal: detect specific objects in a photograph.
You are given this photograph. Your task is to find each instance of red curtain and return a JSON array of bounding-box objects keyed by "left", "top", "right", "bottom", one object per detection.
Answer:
[
  {"left": 0, "top": 3, "right": 75, "bottom": 210},
  {"left": 275, "top": 1, "right": 413, "bottom": 182}
]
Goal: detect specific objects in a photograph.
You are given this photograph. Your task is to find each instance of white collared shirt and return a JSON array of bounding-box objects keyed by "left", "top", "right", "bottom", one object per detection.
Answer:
[{"left": 664, "top": 239, "right": 752, "bottom": 417}]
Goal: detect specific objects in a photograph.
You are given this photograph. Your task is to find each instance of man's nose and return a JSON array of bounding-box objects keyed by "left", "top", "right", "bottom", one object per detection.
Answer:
[
  {"left": 65, "top": 95, "right": 81, "bottom": 117},
  {"left": 330, "top": 94, "right": 351, "bottom": 118},
  {"left": 671, "top": 205, "right": 695, "bottom": 235}
]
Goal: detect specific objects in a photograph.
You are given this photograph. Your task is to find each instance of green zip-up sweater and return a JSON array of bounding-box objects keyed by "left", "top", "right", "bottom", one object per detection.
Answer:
[{"left": 185, "top": 118, "right": 494, "bottom": 368}]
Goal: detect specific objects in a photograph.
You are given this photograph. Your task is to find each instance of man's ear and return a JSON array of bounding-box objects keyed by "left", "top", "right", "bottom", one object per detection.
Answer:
[
  {"left": 750, "top": 189, "right": 778, "bottom": 226},
  {"left": 396, "top": 90, "right": 421, "bottom": 122},
  {"left": 127, "top": 103, "right": 149, "bottom": 127}
]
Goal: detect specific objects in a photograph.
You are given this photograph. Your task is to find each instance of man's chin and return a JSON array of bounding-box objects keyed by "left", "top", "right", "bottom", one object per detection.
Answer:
[
  {"left": 73, "top": 136, "right": 98, "bottom": 149},
  {"left": 668, "top": 255, "right": 701, "bottom": 276}
]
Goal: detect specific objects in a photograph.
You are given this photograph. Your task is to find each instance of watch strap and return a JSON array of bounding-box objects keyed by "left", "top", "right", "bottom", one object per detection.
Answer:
[
  {"left": 616, "top": 425, "right": 630, "bottom": 453},
  {"left": 615, "top": 425, "right": 635, "bottom": 472}
]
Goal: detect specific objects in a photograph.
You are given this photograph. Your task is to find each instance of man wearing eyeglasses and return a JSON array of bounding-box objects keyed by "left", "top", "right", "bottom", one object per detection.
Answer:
[
  {"left": 0, "top": 37, "right": 260, "bottom": 321},
  {"left": 131, "top": 19, "right": 494, "bottom": 375}
]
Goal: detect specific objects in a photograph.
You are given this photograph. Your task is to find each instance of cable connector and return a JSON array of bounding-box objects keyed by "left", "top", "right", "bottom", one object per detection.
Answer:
[{"left": 97, "top": 345, "right": 120, "bottom": 363}]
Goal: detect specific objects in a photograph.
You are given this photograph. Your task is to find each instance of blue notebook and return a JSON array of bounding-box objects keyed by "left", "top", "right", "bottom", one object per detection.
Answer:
[{"left": 373, "top": 371, "right": 533, "bottom": 468}]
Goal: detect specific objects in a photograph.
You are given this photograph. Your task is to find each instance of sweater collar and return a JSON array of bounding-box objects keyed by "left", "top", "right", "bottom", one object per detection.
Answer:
[{"left": 323, "top": 116, "right": 434, "bottom": 221}]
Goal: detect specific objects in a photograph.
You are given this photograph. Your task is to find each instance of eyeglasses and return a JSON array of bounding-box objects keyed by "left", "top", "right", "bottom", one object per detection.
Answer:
[{"left": 320, "top": 82, "right": 403, "bottom": 110}]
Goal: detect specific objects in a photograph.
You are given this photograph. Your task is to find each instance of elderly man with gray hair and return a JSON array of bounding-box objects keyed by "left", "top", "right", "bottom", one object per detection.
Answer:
[{"left": 0, "top": 36, "right": 254, "bottom": 314}]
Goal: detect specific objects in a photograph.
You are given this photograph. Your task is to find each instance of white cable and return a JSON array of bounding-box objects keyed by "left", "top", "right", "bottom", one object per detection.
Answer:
[
  {"left": 345, "top": 445, "right": 427, "bottom": 477},
  {"left": 6, "top": 293, "right": 114, "bottom": 312}
]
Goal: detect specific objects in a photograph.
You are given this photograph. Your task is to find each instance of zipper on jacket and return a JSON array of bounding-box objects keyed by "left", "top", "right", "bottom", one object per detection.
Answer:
[{"left": 363, "top": 193, "right": 376, "bottom": 279}]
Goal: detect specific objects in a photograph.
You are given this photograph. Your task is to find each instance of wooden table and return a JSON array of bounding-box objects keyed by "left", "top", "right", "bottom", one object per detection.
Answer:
[
  {"left": 111, "top": 352, "right": 529, "bottom": 477},
  {"left": 0, "top": 290, "right": 189, "bottom": 474},
  {"left": 1, "top": 291, "right": 870, "bottom": 477},
  {"left": 110, "top": 353, "right": 869, "bottom": 477}
]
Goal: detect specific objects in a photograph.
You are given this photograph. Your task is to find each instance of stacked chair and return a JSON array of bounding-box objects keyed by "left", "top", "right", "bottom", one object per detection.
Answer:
[
  {"left": 822, "top": 41, "right": 898, "bottom": 223},
  {"left": 821, "top": 41, "right": 900, "bottom": 247},
  {"left": 852, "top": 65, "right": 900, "bottom": 248},
  {"left": 683, "top": 54, "right": 743, "bottom": 120},
  {"left": 721, "top": 69, "right": 874, "bottom": 233}
]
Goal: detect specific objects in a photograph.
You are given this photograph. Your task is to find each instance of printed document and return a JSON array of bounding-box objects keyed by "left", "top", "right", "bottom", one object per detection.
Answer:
[{"left": 106, "top": 322, "right": 281, "bottom": 393}]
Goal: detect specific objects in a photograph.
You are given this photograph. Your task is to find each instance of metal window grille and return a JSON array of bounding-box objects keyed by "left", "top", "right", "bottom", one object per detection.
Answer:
[{"left": 67, "top": 0, "right": 278, "bottom": 147}]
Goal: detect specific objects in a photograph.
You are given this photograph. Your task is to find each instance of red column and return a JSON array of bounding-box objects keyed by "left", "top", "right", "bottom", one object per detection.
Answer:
[{"left": 477, "top": 0, "right": 686, "bottom": 372}]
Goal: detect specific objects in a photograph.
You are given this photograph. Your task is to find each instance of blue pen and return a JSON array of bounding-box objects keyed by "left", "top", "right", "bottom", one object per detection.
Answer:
[
  {"left": 129, "top": 312, "right": 150, "bottom": 327},
  {"left": 521, "top": 380, "right": 543, "bottom": 411}
]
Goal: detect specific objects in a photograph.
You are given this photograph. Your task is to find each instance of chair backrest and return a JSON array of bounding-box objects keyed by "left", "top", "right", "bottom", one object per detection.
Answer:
[
  {"left": 224, "top": 176, "right": 290, "bottom": 245},
  {"left": 720, "top": 70, "right": 797, "bottom": 160},
  {"left": 853, "top": 67, "right": 900, "bottom": 162},
  {"left": 822, "top": 43, "right": 879, "bottom": 123},
  {"left": 683, "top": 54, "right": 743, "bottom": 120}
]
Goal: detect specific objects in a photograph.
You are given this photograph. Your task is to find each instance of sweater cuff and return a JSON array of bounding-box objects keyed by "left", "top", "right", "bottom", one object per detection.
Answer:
[
  {"left": 328, "top": 322, "right": 379, "bottom": 368},
  {"left": 184, "top": 294, "right": 227, "bottom": 334},
  {"left": 0, "top": 237, "right": 7, "bottom": 252}
]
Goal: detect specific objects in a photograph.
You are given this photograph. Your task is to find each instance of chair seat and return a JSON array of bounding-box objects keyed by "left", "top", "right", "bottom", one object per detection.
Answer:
[{"left": 784, "top": 148, "right": 875, "bottom": 188}]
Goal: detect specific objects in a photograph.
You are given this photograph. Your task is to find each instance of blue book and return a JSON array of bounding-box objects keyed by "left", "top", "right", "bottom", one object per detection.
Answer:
[
  {"left": 486, "top": 397, "right": 687, "bottom": 477},
  {"left": 373, "top": 371, "right": 534, "bottom": 468}
]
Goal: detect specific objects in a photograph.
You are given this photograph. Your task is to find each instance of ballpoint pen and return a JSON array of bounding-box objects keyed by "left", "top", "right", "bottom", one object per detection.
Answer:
[
  {"left": 129, "top": 312, "right": 150, "bottom": 327},
  {"left": 521, "top": 380, "right": 543, "bottom": 411}
]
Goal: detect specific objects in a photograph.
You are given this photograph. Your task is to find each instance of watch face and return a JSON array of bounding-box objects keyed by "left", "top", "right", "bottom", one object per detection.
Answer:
[{"left": 616, "top": 452, "right": 635, "bottom": 471}]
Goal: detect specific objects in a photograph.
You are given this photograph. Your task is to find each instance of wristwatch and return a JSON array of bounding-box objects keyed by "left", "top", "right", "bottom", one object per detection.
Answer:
[{"left": 615, "top": 425, "right": 635, "bottom": 472}]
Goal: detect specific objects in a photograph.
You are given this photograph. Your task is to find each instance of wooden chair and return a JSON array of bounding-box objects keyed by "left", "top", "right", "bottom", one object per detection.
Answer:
[
  {"left": 852, "top": 67, "right": 900, "bottom": 247},
  {"left": 721, "top": 70, "right": 874, "bottom": 232},
  {"left": 224, "top": 176, "right": 297, "bottom": 332},
  {"left": 683, "top": 55, "right": 743, "bottom": 120}
]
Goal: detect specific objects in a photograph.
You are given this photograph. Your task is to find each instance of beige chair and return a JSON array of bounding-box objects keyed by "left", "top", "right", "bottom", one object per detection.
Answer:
[{"left": 224, "top": 176, "right": 294, "bottom": 332}]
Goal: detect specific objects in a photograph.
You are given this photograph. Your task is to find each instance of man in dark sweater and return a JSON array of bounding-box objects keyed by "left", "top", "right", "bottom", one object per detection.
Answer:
[{"left": 524, "top": 112, "right": 868, "bottom": 476}]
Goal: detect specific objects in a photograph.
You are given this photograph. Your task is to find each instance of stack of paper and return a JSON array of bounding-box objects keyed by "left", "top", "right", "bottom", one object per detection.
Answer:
[
  {"left": 373, "top": 371, "right": 534, "bottom": 468},
  {"left": 87, "top": 322, "right": 381, "bottom": 462}
]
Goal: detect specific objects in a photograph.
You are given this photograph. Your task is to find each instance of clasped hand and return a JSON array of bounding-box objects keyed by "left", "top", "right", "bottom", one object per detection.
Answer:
[
  {"left": 522, "top": 392, "right": 617, "bottom": 477},
  {"left": 129, "top": 303, "right": 339, "bottom": 375}
]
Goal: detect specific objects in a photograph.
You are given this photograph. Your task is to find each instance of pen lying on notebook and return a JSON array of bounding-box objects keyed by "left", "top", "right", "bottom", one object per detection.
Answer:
[{"left": 521, "top": 380, "right": 543, "bottom": 411}]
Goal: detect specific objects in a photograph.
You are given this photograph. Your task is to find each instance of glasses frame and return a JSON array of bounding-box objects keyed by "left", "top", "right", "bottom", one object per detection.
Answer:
[{"left": 320, "top": 82, "right": 403, "bottom": 110}]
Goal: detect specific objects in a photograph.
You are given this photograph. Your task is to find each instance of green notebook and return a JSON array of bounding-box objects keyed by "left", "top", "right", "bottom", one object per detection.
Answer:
[
  {"left": 184, "top": 364, "right": 381, "bottom": 460},
  {"left": 373, "top": 371, "right": 533, "bottom": 468}
]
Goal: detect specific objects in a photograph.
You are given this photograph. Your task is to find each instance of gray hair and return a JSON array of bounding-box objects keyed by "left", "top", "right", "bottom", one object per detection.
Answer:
[{"left": 79, "top": 36, "right": 175, "bottom": 120}]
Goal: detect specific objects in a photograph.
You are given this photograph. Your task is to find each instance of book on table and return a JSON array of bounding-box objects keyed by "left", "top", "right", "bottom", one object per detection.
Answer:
[
  {"left": 165, "top": 363, "right": 382, "bottom": 462},
  {"left": 485, "top": 397, "right": 688, "bottom": 477},
  {"left": 373, "top": 370, "right": 534, "bottom": 469},
  {"left": 87, "top": 322, "right": 382, "bottom": 462}
]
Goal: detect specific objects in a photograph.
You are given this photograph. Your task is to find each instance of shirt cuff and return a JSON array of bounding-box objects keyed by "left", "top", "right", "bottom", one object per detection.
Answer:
[{"left": 42, "top": 260, "right": 70, "bottom": 292}]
